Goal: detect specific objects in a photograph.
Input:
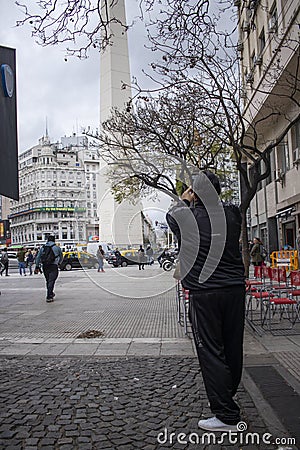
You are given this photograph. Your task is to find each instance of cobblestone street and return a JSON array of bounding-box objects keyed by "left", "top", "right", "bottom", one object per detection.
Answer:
[{"left": 0, "top": 356, "right": 277, "bottom": 450}]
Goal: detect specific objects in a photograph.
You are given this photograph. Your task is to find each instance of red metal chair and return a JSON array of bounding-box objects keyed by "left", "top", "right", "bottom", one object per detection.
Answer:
[
  {"left": 261, "top": 295, "right": 299, "bottom": 332},
  {"left": 261, "top": 270, "right": 299, "bottom": 332},
  {"left": 245, "top": 265, "right": 263, "bottom": 289},
  {"left": 270, "top": 267, "right": 288, "bottom": 292},
  {"left": 290, "top": 271, "right": 300, "bottom": 298},
  {"left": 246, "top": 266, "right": 274, "bottom": 325}
]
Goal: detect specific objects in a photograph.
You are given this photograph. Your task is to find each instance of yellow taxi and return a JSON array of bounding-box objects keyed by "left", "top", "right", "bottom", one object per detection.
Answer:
[{"left": 60, "top": 251, "right": 98, "bottom": 271}]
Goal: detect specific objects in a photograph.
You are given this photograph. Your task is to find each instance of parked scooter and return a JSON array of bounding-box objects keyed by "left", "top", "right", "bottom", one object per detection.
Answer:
[
  {"left": 160, "top": 249, "right": 178, "bottom": 271},
  {"left": 162, "top": 256, "right": 177, "bottom": 271}
]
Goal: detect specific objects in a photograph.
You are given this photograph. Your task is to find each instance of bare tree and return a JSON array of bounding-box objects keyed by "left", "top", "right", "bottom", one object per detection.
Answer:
[
  {"left": 15, "top": 0, "right": 130, "bottom": 58},
  {"left": 86, "top": 85, "right": 238, "bottom": 204}
]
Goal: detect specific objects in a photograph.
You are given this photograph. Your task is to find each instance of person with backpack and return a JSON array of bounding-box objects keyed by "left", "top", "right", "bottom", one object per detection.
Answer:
[
  {"left": 35, "top": 235, "right": 63, "bottom": 302},
  {"left": 25, "top": 249, "right": 35, "bottom": 276},
  {"left": 250, "top": 237, "right": 265, "bottom": 266},
  {"left": 0, "top": 248, "right": 9, "bottom": 276}
]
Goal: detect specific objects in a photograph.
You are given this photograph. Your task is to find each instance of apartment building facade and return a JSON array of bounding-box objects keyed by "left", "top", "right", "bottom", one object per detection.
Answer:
[
  {"left": 9, "top": 134, "right": 87, "bottom": 247},
  {"left": 61, "top": 134, "right": 100, "bottom": 240},
  {"left": 237, "top": 0, "right": 300, "bottom": 252}
]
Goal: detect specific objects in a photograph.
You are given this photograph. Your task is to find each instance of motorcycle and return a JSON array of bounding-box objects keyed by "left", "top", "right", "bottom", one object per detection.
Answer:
[{"left": 161, "top": 251, "right": 178, "bottom": 271}]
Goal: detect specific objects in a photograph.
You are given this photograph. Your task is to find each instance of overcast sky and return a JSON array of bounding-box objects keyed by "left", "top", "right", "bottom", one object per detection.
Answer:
[{"left": 0, "top": 0, "right": 151, "bottom": 152}]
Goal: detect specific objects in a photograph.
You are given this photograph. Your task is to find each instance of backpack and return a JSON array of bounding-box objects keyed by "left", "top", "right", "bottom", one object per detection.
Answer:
[
  {"left": 260, "top": 244, "right": 267, "bottom": 259},
  {"left": 1, "top": 253, "right": 8, "bottom": 264},
  {"left": 40, "top": 245, "right": 56, "bottom": 265}
]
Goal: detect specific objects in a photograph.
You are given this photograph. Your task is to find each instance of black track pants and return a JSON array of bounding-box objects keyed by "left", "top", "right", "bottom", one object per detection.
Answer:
[
  {"left": 43, "top": 264, "right": 59, "bottom": 298},
  {"left": 189, "top": 285, "right": 245, "bottom": 425}
]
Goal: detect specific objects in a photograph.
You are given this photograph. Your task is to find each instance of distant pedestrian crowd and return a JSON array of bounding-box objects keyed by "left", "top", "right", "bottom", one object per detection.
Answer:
[{"left": 0, "top": 247, "right": 41, "bottom": 277}]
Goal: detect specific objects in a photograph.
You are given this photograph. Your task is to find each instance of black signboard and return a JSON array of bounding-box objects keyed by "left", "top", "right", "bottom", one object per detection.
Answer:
[{"left": 0, "top": 45, "right": 19, "bottom": 200}]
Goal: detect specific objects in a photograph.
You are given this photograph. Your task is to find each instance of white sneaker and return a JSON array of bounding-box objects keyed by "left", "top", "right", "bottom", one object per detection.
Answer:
[{"left": 198, "top": 416, "right": 238, "bottom": 432}]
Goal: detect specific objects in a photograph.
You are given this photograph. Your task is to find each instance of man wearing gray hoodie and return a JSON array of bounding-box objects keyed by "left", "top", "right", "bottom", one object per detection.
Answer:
[{"left": 35, "top": 235, "right": 63, "bottom": 302}]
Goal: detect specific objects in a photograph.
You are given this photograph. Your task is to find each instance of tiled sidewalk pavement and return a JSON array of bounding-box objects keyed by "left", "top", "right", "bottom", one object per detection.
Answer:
[{"left": 0, "top": 356, "right": 279, "bottom": 450}]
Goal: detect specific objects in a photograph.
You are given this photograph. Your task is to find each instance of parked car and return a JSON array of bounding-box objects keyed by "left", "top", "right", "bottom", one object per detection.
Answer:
[
  {"left": 59, "top": 251, "right": 98, "bottom": 271},
  {"left": 107, "top": 249, "right": 149, "bottom": 267}
]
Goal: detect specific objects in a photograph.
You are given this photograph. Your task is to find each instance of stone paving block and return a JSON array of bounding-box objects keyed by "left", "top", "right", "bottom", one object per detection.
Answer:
[
  {"left": 43, "top": 338, "right": 75, "bottom": 344},
  {"left": 160, "top": 342, "right": 195, "bottom": 356},
  {"left": 95, "top": 343, "right": 130, "bottom": 356},
  {"left": 0, "top": 344, "right": 34, "bottom": 355},
  {"left": 57, "top": 437, "right": 73, "bottom": 444},
  {"left": 27, "top": 343, "right": 69, "bottom": 356},
  {"left": 127, "top": 342, "right": 161, "bottom": 356},
  {"left": 15, "top": 338, "right": 46, "bottom": 344},
  {"left": 60, "top": 343, "right": 99, "bottom": 356},
  {"left": 260, "top": 335, "right": 300, "bottom": 352}
]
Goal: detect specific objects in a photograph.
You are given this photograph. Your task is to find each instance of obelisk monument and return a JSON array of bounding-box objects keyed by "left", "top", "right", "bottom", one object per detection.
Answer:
[{"left": 98, "top": 0, "right": 143, "bottom": 247}]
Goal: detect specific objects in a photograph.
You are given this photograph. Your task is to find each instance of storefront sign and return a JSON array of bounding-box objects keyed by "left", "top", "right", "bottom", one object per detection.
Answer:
[{"left": 8, "top": 206, "right": 86, "bottom": 219}]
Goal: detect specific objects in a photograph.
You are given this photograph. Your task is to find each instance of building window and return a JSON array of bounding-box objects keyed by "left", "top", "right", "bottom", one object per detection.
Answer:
[
  {"left": 277, "top": 141, "right": 290, "bottom": 174},
  {"left": 251, "top": 52, "right": 256, "bottom": 70},
  {"left": 268, "top": 4, "right": 278, "bottom": 34},
  {"left": 291, "top": 120, "right": 300, "bottom": 163},
  {"left": 258, "top": 28, "right": 265, "bottom": 54}
]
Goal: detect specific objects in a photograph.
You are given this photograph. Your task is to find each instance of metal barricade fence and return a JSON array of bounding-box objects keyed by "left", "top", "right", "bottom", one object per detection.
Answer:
[{"left": 270, "top": 250, "right": 299, "bottom": 271}]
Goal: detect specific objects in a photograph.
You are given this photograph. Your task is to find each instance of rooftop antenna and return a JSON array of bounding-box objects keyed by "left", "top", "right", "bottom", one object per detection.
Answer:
[{"left": 45, "top": 116, "right": 50, "bottom": 143}]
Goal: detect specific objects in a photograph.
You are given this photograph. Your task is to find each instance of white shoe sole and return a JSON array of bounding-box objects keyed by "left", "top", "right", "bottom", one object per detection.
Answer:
[{"left": 198, "top": 422, "right": 237, "bottom": 433}]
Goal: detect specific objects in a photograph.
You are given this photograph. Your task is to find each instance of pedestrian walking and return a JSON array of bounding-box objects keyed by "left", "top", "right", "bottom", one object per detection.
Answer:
[
  {"left": 146, "top": 245, "right": 154, "bottom": 265},
  {"left": 17, "top": 247, "right": 27, "bottom": 276},
  {"left": 96, "top": 245, "right": 105, "bottom": 272},
  {"left": 0, "top": 248, "right": 9, "bottom": 276},
  {"left": 157, "top": 248, "right": 167, "bottom": 267},
  {"left": 250, "top": 237, "right": 265, "bottom": 266},
  {"left": 138, "top": 245, "right": 145, "bottom": 270},
  {"left": 35, "top": 236, "right": 63, "bottom": 302},
  {"left": 25, "top": 249, "right": 35, "bottom": 275},
  {"left": 166, "top": 170, "right": 245, "bottom": 432},
  {"left": 114, "top": 248, "right": 122, "bottom": 267}
]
